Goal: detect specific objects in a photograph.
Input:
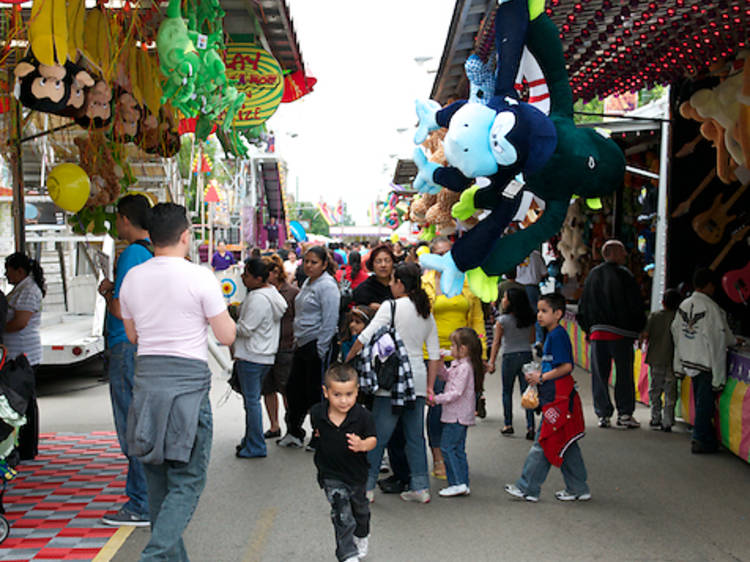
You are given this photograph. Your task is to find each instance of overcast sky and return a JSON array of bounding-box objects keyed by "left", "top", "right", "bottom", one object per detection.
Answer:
[{"left": 266, "top": 1, "right": 455, "bottom": 224}]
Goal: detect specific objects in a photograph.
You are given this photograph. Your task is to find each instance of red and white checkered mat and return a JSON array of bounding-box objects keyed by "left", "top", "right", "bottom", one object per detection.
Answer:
[{"left": 0, "top": 432, "right": 129, "bottom": 561}]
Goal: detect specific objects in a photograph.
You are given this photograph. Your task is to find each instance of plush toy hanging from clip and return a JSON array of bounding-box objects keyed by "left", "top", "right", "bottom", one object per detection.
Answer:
[
  {"left": 413, "top": 0, "right": 625, "bottom": 302},
  {"left": 13, "top": 0, "right": 94, "bottom": 115}
]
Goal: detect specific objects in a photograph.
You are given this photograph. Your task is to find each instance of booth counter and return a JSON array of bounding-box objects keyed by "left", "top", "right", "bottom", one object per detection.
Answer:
[{"left": 561, "top": 309, "right": 750, "bottom": 464}]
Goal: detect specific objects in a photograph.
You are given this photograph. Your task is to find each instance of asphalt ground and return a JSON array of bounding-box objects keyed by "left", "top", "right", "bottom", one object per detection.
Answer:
[{"left": 37, "top": 356, "right": 750, "bottom": 562}]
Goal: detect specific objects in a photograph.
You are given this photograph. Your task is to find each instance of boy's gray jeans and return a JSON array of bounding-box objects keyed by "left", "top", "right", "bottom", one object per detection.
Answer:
[{"left": 322, "top": 478, "right": 370, "bottom": 562}]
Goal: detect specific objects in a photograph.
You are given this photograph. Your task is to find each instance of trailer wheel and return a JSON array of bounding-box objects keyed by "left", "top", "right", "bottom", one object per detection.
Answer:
[{"left": 0, "top": 514, "right": 9, "bottom": 544}]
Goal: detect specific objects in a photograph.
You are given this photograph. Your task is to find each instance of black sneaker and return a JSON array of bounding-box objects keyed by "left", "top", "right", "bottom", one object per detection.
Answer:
[
  {"left": 102, "top": 507, "right": 150, "bottom": 527},
  {"left": 476, "top": 396, "right": 487, "bottom": 419},
  {"left": 377, "top": 474, "right": 408, "bottom": 494}
]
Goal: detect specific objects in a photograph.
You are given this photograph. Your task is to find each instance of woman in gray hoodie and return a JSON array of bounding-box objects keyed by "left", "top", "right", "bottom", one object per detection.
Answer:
[
  {"left": 277, "top": 246, "right": 341, "bottom": 450},
  {"left": 235, "top": 258, "right": 288, "bottom": 458}
]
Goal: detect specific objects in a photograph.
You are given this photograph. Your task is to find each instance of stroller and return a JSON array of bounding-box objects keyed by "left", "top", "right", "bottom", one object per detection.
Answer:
[{"left": 0, "top": 346, "right": 36, "bottom": 544}]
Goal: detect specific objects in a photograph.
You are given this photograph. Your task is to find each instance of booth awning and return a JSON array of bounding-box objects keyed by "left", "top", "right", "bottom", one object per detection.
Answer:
[{"left": 431, "top": 0, "right": 749, "bottom": 103}]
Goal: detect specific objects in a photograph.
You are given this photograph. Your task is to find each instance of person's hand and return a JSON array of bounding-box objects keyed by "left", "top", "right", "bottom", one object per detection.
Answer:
[
  {"left": 347, "top": 433, "right": 366, "bottom": 452},
  {"left": 98, "top": 279, "right": 114, "bottom": 297},
  {"left": 426, "top": 390, "right": 436, "bottom": 407},
  {"left": 525, "top": 370, "right": 542, "bottom": 385},
  {"left": 674, "top": 371, "right": 686, "bottom": 380},
  {"left": 487, "top": 360, "right": 496, "bottom": 374}
]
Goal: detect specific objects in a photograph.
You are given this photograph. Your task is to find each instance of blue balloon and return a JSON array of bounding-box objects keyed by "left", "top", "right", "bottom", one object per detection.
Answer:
[
  {"left": 25, "top": 203, "right": 39, "bottom": 220},
  {"left": 289, "top": 220, "right": 307, "bottom": 242}
]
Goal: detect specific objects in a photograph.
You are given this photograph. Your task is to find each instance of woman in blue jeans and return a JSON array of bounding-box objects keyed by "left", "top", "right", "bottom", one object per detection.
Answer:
[
  {"left": 488, "top": 288, "right": 536, "bottom": 439},
  {"left": 347, "top": 262, "right": 441, "bottom": 503},
  {"left": 234, "top": 259, "right": 288, "bottom": 458}
]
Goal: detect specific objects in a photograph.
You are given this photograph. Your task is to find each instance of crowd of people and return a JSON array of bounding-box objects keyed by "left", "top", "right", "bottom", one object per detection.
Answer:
[{"left": 0, "top": 197, "right": 739, "bottom": 562}]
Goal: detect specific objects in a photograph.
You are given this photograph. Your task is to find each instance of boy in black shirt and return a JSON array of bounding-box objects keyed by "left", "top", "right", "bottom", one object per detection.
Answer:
[{"left": 311, "top": 363, "right": 377, "bottom": 562}]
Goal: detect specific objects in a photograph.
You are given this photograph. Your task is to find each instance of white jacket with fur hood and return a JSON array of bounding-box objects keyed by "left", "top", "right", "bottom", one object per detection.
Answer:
[{"left": 234, "top": 286, "right": 288, "bottom": 365}]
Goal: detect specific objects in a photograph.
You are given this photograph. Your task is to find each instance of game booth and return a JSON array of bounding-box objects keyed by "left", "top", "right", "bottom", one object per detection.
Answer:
[{"left": 423, "top": 0, "right": 750, "bottom": 462}]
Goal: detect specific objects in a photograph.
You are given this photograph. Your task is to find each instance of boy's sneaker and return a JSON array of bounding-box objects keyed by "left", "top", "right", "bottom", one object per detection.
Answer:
[
  {"left": 101, "top": 506, "right": 150, "bottom": 527},
  {"left": 597, "top": 417, "right": 610, "bottom": 428},
  {"left": 400, "top": 489, "right": 431, "bottom": 503},
  {"left": 661, "top": 424, "right": 672, "bottom": 433},
  {"left": 617, "top": 415, "right": 641, "bottom": 429},
  {"left": 343, "top": 557, "right": 359, "bottom": 562},
  {"left": 503, "top": 484, "right": 538, "bottom": 502},
  {"left": 276, "top": 433, "right": 303, "bottom": 448},
  {"left": 554, "top": 489, "right": 592, "bottom": 501},
  {"left": 354, "top": 535, "right": 369, "bottom": 558},
  {"left": 438, "top": 484, "right": 470, "bottom": 497}
]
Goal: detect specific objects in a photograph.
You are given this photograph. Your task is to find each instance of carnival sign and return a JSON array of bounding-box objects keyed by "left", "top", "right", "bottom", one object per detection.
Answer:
[{"left": 224, "top": 42, "right": 284, "bottom": 128}]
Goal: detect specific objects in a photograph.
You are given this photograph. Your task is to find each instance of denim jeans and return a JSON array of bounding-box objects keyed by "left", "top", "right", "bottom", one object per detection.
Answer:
[
  {"left": 236, "top": 360, "right": 271, "bottom": 458},
  {"left": 367, "top": 396, "right": 429, "bottom": 492},
  {"left": 590, "top": 338, "right": 636, "bottom": 418},
  {"left": 501, "top": 351, "right": 535, "bottom": 430},
  {"left": 426, "top": 378, "right": 446, "bottom": 448},
  {"left": 516, "top": 426, "right": 589, "bottom": 498},
  {"left": 141, "top": 395, "right": 212, "bottom": 562},
  {"left": 691, "top": 371, "right": 718, "bottom": 449},
  {"left": 108, "top": 341, "right": 148, "bottom": 517},
  {"left": 440, "top": 423, "right": 469, "bottom": 487},
  {"left": 322, "top": 478, "right": 370, "bottom": 562}
]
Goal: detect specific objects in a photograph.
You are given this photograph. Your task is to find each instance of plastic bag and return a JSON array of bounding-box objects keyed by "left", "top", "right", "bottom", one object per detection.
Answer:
[{"left": 521, "top": 385, "right": 539, "bottom": 409}]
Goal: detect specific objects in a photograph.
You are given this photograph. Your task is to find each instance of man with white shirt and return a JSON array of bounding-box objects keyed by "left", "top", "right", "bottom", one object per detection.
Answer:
[{"left": 119, "top": 203, "right": 235, "bottom": 561}]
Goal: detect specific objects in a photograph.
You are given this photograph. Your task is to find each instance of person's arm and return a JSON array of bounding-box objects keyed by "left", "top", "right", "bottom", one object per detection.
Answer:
[
  {"left": 434, "top": 363, "right": 470, "bottom": 405},
  {"left": 527, "top": 361, "right": 573, "bottom": 386},
  {"left": 317, "top": 281, "right": 341, "bottom": 358},
  {"left": 488, "top": 321, "right": 503, "bottom": 373},
  {"left": 467, "top": 292, "right": 487, "bottom": 357},
  {"left": 345, "top": 338, "right": 364, "bottom": 363},
  {"left": 235, "top": 297, "right": 264, "bottom": 337},
  {"left": 123, "top": 317, "right": 137, "bottom": 344},
  {"left": 5, "top": 310, "right": 33, "bottom": 333},
  {"left": 209, "top": 310, "right": 236, "bottom": 346}
]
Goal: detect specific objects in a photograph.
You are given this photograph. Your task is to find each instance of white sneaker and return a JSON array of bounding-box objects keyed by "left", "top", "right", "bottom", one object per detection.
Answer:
[
  {"left": 343, "top": 557, "right": 359, "bottom": 562},
  {"left": 503, "top": 483, "right": 539, "bottom": 502},
  {"left": 400, "top": 489, "right": 431, "bottom": 503},
  {"left": 554, "top": 489, "right": 592, "bottom": 501},
  {"left": 365, "top": 490, "right": 374, "bottom": 503},
  {"left": 438, "top": 484, "right": 470, "bottom": 497},
  {"left": 276, "top": 433, "right": 303, "bottom": 448},
  {"left": 354, "top": 535, "right": 369, "bottom": 558}
]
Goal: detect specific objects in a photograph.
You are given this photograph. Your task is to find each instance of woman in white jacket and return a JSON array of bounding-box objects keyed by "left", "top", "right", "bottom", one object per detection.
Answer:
[{"left": 235, "top": 258, "right": 288, "bottom": 458}]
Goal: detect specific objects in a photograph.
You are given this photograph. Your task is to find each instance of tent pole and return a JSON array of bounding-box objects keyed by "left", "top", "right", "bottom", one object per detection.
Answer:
[{"left": 10, "top": 98, "right": 25, "bottom": 252}]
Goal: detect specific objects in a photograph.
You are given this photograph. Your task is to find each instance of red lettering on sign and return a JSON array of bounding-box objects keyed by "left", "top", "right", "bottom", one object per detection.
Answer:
[{"left": 226, "top": 51, "right": 262, "bottom": 72}]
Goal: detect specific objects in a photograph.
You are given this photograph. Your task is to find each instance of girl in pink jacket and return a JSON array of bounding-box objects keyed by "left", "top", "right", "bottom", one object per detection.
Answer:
[{"left": 431, "top": 327, "right": 483, "bottom": 498}]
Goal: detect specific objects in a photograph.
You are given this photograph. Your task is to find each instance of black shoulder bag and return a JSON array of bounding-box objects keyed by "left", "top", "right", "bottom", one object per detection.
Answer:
[{"left": 372, "top": 300, "right": 399, "bottom": 391}]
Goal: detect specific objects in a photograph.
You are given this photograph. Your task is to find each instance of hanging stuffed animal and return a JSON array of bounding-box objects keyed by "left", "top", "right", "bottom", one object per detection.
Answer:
[
  {"left": 557, "top": 198, "right": 588, "bottom": 278},
  {"left": 157, "top": 0, "right": 201, "bottom": 112},
  {"left": 413, "top": 0, "right": 625, "bottom": 301}
]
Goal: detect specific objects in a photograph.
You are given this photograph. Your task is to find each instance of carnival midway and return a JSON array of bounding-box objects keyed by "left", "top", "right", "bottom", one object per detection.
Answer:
[{"left": 0, "top": 0, "right": 748, "bottom": 560}]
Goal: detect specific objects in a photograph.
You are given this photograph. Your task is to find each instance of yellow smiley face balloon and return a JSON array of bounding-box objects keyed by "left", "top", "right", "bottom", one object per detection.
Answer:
[{"left": 47, "top": 163, "right": 91, "bottom": 212}]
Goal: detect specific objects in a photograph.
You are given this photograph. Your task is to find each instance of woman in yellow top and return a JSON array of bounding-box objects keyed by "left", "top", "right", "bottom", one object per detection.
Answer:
[{"left": 422, "top": 236, "right": 486, "bottom": 479}]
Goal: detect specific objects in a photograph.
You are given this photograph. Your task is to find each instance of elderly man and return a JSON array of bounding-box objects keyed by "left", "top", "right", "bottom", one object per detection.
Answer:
[{"left": 577, "top": 240, "right": 646, "bottom": 429}]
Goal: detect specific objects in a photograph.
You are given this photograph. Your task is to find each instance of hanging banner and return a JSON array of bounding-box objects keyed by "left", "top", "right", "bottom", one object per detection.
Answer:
[{"left": 224, "top": 41, "right": 284, "bottom": 128}]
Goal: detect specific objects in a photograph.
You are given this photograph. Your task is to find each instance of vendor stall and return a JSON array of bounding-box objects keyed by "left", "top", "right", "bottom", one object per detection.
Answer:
[{"left": 425, "top": 0, "right": 749, "bottom": 462}]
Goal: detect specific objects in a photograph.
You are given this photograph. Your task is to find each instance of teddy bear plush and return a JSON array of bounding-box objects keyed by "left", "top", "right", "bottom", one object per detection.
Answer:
[
  {"left": 558, "top": 198, "right": 588, "bottom": 278},
  {"left": 413, "top": 0, "right": 625, "bottom": 301}
]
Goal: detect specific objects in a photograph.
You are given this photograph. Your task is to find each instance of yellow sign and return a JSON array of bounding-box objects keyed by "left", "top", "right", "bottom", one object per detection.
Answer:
[{"left": 223, "top": 43, "right": 283, "bottom": 128}]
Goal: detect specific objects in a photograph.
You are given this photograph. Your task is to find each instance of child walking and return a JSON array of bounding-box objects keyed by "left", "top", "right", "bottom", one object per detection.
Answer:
[
  {"left": 504, "top": 293, "right": 590, "bottom": 502},
  {"left": 311, "top": 363, "right": 377, "bottom": 562},
  {"left": 488, "top": 288, "right": 537, "bottom": 439},
  {"left": 641, "top": 288, "right": 682, "bottom": 432},
  {"left": 431, "top": 327, "right": 482, "bottom": 498}
]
